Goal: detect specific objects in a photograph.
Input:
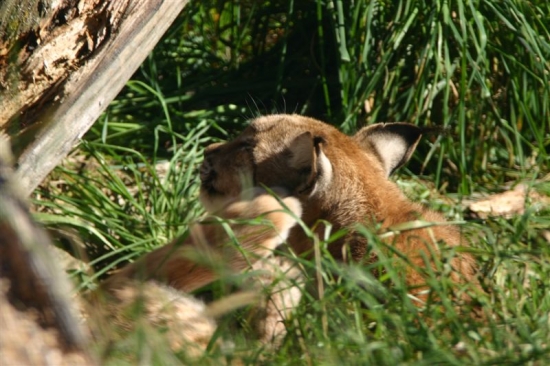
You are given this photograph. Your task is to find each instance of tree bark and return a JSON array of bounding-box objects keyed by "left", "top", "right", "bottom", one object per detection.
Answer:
[
  {"left": 0, "top": 140, "right": 95, "bottom": 365},
  {"left": 0, "top": 0, "right": 189, "bottom": 362},
  {"left": 0, "top": 0, "right": 189, "bottom": 196}
]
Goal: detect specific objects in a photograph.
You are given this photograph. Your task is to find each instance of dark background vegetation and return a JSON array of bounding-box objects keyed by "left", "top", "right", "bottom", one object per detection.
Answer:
[
  {"left": 95, "top": 0, "right": 548, "bottom": 191},
  {"left": 34, "top": 0, "right": 549, "bottom": 364}
]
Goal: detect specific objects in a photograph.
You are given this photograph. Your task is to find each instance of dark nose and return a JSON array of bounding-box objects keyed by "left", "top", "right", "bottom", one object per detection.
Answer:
[
  {"left": 200, "top": 143, "right": 223, "bottom": 183},
  {"left": 200, "top": 158, "right": 213, "bottom": 182}
]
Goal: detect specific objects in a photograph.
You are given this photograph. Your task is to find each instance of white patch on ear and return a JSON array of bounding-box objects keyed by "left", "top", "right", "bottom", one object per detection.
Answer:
[
  {"left": 354, "top": 123, "right": 422, "bottom": 177},
  {"left": 370, "top": 134, "right": 409, "bottom": 177},
  {"left": 310, "top": 149, "right": 333, "bottom": 196},
  {"left": 288, "top": 132, "right": 333, "bottom": 196}
]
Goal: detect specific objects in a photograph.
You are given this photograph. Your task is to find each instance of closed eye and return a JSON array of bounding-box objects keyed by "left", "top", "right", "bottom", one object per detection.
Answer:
[{"left": 238, "top": 140, "right": 255, "bottom": 151}]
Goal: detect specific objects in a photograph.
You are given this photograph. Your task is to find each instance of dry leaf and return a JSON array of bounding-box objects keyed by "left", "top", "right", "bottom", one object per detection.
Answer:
[{"left": 468, "top": 184, "right": 550, "bottom": 219}]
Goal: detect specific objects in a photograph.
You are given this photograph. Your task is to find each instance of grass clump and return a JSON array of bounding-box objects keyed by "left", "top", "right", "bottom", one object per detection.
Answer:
[
  {"left": 32, "top": 0, "right": 550, "bottom": 364},
  {"left": 34, "top": 120, "right": 215, "bottom": 289}
]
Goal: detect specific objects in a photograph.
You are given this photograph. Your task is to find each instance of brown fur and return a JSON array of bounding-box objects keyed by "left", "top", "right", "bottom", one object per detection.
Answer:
[
  {"left": 95, "top": 189, "right": 303, "bottom": 354},
  {"left": 104, "top": 189, "right": 301, "bottom": 293},
  {"left": 200, "top": 114, "right": 477, "bottom": 301},
  {"left": 96, "top": 114, "right": 477, "bottom": 355}
]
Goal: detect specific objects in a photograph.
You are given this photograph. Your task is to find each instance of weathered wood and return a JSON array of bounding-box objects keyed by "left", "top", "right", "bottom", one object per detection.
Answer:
[
  {"left": 0, "top": 0, "right": 189, "bottom": 196},
  {"left": 0, "top": 138, "right": 94, "bottom": 365},
  {"left": 0, "top": 1, "right": 190, "bottom": 362},
  {"left": 1, "top": 0, "right": 127, "bottom": 135},
  {"left": 0, "top": 0, "right": 45, "bottom": 44}
]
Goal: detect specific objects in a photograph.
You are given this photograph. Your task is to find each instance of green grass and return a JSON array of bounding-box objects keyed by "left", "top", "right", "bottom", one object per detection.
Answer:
[{"left": 32, "top": 0, "right": 549, "bottom": 364}]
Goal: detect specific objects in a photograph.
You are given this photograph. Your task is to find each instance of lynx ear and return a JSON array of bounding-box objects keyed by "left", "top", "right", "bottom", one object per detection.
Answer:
[
  {"left": 288, "top": 132, "right": 333, "bottom": 195},
  {"left": 289, "top": 132, "right": 315, "bottom": 170},
  {"left": 354, "top": 123, "right": 422, "bottom": 177}
]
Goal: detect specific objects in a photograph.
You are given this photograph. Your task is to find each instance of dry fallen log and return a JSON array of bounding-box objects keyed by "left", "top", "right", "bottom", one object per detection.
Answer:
[
  {"left": 0, "top": 138, "right": 94, "bottom": 365},
  {"left": 0, "top": 1, "right": 190, "bottom": 361},
  {"left": 0, "top": 0, "right": 189, "bottom": 196}
]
